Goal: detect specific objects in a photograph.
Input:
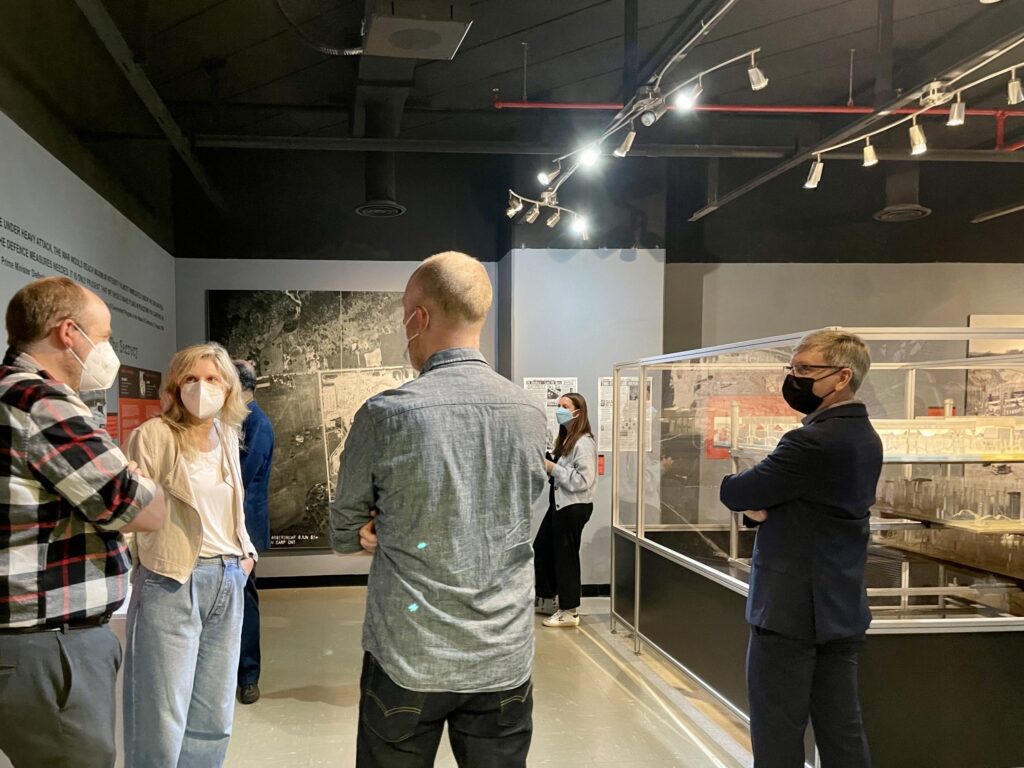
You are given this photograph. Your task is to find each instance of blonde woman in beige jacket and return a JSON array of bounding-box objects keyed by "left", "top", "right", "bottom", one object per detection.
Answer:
[{"left": 122, "top": 342, "right": 257, "bottom": 768}]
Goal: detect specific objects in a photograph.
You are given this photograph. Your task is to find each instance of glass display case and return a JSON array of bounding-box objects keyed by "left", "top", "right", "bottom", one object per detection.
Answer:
[{"left": 610, "top": 328, "right": 1024, "bottom": 768}]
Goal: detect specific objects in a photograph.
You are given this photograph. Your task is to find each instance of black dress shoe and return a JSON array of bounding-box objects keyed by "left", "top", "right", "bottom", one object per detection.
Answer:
[{"left": 239, "top": 683, "right": 260, "bottom": 705}]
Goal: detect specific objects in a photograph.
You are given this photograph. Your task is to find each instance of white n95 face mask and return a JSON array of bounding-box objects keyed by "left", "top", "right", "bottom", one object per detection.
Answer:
[
  {"left": 181, "top": 380, "right": 226, "bottom": 420},
  {"left": 68, "top": 322, "right": 121, "bottom": 392}
]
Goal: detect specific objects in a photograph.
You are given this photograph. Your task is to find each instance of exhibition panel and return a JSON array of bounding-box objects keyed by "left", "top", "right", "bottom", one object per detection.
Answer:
[{"left": 611, "top": 328, "right": 1024, "bottom": 768}]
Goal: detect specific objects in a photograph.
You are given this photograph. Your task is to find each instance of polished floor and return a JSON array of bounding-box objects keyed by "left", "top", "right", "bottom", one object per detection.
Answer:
[
  {"left": 221, "top": 588, "right": 752, "bottom": 767},
  {"left": 0, "top": 588, "right": 755, "bottom": 767}
]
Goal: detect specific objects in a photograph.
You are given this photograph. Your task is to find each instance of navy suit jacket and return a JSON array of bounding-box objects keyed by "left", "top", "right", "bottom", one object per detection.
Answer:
[
  {"left": 720, "top": 401, "right": 883, "bottom": 643},
  {"left": 240, "top": 401, "right": 275, "bottom": 553}
]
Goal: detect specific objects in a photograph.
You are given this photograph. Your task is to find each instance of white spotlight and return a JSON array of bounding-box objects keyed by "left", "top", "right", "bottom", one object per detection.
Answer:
[
  {"left": 909, "top": 119, "right": 927, "bottom": 156},
  {"left": 1009, "top": 69, "right": 1023, "bottom": 106},
  {"left": 579, "top": 146, "right": 601, "bottom": 167},
  {"left": 947, "top": 95, "right": 966, "bottom": 127},
  {"left": 524, "top": 205, "right": 540, "bottom": 224},
  {"left": 537, "top": 165, "right": 561, "bottom": 185},
  {"left": 505, "top": 196, "right": 523, "bottom": 218},
  {"left": 747, "top": 53, "right": 769, "bottom": 91},
  {"left": 639, "top": 101, "right": 668, "bottom": 127},
  {"left": 613, "top": 130, "right": 636, "bottom": 158},
  {"left": 804, "top": 157, "right": 824, "bottom": 189},
  {"left": 546, "top": 210, "right": 561, "bottom": 228},
  {"left": 571, "top": 215, "right": 588, "bottom": 235},
  {"left": 674, "top": 79, "right": 704, "bottom": 110},
  {"left": 862, "top": 139, "right": 878, "bottom": 167}
]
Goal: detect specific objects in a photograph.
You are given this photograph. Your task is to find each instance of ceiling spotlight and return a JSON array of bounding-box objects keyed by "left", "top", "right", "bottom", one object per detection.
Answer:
[
  {"left": 546, "top": 210, "right": 561, "bottom": 228},
  {"left": 505, "top": 195, "right": 523, "bottom": 218},
  {"left": 804, "top": 157, "right": 824, "bottom": 189},
  {"left": 537, "top": 165, "right": 561, "bottom": 186},
  {"left": 613, "top": 129, "right": 636, "bottom": 158},
  {"left": 947, "top": 94, "right": 966, "bottom": 127},
  {"left": 571, "top": 215, "right": 588, "bottom": 234},
  {"left": 639, "top": 101, "right": 668, "bottom": 127},
  {"left": 747, "top": 53, "right": 769, "bottom": 91},
  {"left": 579, "top": 146, "right": 601, "bottom": 167},
  {"left": 909, "top": 118, "right": 927, "bottom": 156},
  {"left": 524, "top": 204, "right": 540, "bottom": 224},
  {"left": 1009, "top": 69, "right": 1023, "bottom": 106},
  {"left": 862, "top": 139, "right": 878, "bottom": 167},
  {"left": 674, "top": 78, "right": 704, "bottom": 110}
]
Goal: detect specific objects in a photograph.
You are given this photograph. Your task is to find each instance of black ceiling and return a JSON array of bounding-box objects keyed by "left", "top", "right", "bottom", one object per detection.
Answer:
[{"left": 1, "top": 0, "right": 1023, "bottom": 257}]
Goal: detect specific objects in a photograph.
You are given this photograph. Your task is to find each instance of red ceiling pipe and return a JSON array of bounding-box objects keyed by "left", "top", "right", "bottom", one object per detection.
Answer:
[
  {"left": 1005, "top": 137, "right": 1024, "bottom": 152},
  {"left": 995, "top": 110, "right": 1008, "bottom": 149},
  {"left": 492, "top": 99, "right": 1024, "bottom": 119}
]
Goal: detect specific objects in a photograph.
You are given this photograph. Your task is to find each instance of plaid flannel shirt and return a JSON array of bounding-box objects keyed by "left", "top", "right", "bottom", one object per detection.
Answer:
[{"left": 0, "top": 349, "right": 155, "bottom": 628}]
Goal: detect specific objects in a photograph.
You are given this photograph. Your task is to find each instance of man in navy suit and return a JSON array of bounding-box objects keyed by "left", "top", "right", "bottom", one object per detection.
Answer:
[
  {"left": 233, "top": 359, "right": 275, "bottom": 705},
  {"left": 720, "top": 330, "right": 882, "bottom": 768}
]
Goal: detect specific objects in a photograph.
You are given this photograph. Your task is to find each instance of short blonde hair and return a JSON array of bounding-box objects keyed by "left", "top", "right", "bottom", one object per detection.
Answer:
[
  {"left": 6, "top": 277, "right": 90, "bottom": 350},
  {"left": 410, "top": 251, "right": 492, "bottom": 324},
  {"left": 796, "top": 329, "right": 871, "bottom": 392},
  {"left": 161, "top": 342, "right": 248, "bottom": 456}
]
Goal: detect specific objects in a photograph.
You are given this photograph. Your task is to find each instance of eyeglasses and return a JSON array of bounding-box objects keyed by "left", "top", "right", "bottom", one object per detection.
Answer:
[{"left": 784, "top": 363, "right": 847, "bottom": 377}]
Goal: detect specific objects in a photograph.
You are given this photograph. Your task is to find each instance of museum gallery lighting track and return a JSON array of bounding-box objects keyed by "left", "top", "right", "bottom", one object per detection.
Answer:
[
  {"left": 504, "top": 0, "right": 765, "bottom": 238},
  {"left": 799, "top": 40, "right": 1024, "bottom": 196}
]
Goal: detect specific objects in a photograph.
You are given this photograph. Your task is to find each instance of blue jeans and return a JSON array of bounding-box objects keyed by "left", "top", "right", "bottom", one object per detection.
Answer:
[{"left": 123, "top": 556, "right": 246, "bottom": 768}]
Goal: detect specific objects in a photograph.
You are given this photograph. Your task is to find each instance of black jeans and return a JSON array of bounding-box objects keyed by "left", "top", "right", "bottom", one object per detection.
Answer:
[
  {"left": 356, "top": 653, "right": 532, "bottom": 768},
  {"left": 746, "top": 626, "right": 871, "bottom": 768},
  {"left": 533, "top": 502, "right": 593, "bottom": 611},
  {"left": 0, "top": 625, "right": 121, "bottom": 767},
  {"left": 238, "top": 567, "right": 261, "bottom": 686}
]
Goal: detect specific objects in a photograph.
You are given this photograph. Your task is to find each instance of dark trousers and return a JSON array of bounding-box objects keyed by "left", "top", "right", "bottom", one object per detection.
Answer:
[
  {"left": 533, "top": 502, "right": 593, "bottom": 611},
  {"left": 0, "top": 625, "right": 121, "bottom": 767},
  {"left": 238, "top": 567, "right": 261, "bottom": 686},
  {"left": 747, "top": 626, "right": 871, "bottom": 768},
  {"left": 356, "top": 653, "right": 532, "bottom": 768}
]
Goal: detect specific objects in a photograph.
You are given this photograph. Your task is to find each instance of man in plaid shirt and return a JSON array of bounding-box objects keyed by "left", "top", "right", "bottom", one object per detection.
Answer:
[{"left": 0, "top": 277, "right": 166, "bottom": 767}]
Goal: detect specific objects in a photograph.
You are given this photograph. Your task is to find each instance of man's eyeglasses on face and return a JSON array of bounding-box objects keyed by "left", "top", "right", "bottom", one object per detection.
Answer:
[{"left": 784, "top": 364, "right": 846, "bottom": 377}]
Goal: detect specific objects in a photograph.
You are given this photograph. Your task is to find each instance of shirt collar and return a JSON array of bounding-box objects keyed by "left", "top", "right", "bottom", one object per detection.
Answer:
[
  {"left": 3, "top": 348, "right": 50, "bottom": 378},
  {"left": 420, "top": 347, "right": 488, "bottom": 374},
  {"left": 802, "top": 399, "right": 864, "bottom": 425}
]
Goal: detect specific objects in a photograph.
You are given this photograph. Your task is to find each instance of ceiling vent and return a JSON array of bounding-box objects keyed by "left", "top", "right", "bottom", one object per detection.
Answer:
[
  {"left": 873, "top": 165, "right": 931, "bottom": 222},
  {"left": 363, "top": 1, "right": 472, "bottom": 60},
  {"left": 356, "top": 200, "right": 407, "bottom": 218},
  {"left": 356, "top": 152, "right": 406, "bottom": 218}
]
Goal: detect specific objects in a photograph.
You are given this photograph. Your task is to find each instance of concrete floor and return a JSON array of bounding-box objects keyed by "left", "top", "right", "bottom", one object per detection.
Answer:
[
  {"left": 1, "top": 588, "right": 755, "bottom": 767},
  {"left": 223, "top": 588, "right": 752, "bottom": 767}
]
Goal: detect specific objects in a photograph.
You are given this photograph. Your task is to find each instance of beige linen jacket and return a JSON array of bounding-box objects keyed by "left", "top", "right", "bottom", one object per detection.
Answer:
[{"left": 125, "top": 417, "right": 257, "bottom": 583}]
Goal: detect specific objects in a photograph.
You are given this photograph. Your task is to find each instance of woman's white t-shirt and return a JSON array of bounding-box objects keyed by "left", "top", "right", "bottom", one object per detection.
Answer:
[{"left": 190, "top": 441, "right": 244, "bottom": 558}]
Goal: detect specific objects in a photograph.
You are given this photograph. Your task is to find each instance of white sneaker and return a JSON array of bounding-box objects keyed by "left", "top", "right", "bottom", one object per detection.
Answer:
[
  {"left": 535, "top": 597, "right": 557, "bottom": 615},
  {"left": 542, "top": 609, "right": 580, "bottom": 628}
]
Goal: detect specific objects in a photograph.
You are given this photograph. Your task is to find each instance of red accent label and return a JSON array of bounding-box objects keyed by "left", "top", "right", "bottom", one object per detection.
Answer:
[{"left": 598, "top": 454, "right": 606, "bottom": 476}]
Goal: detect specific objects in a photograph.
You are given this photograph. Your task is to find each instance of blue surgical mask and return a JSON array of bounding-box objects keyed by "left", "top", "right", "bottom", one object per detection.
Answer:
[{"left": 555, "top": 407, "right": 576, "bottom": 426}]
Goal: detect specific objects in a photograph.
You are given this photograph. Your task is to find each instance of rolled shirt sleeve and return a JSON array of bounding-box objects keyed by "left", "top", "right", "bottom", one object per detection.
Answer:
[
  {"left": 28, "top": 392, "right": 154, "bottom": 531},
  {"left": 330, "top": 402, "right": 377, "bottom": 553}
]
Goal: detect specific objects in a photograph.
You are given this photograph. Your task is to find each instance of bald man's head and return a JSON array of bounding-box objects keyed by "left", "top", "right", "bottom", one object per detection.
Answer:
[{"left": 407, "top": 251, "right": 492, "bottom": 326}]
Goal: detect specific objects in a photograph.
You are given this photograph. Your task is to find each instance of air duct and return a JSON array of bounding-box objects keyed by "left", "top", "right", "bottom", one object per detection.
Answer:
[
  {"left": 357, "top": 152, "right": 406, "bottom": 217},
  {"left": 873, "top": 164, "right": 931, "bottom": 222}
]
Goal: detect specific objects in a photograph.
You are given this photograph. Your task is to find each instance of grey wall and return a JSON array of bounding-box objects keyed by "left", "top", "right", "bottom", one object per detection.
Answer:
[
  {"left": 174, "top": 257, "right": 499, "bottom": 578},
  {"left": 665, "top": 263, "right": 1024, "bottom": 349},
  {"left": 509, "top": 248, "right": 665, "bottom": 585}
]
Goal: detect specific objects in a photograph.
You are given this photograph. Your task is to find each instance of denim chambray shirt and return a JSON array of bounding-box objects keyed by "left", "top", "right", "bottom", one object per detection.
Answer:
[{"left": 330, "top": 347, "right": 549, "bottom": 693}]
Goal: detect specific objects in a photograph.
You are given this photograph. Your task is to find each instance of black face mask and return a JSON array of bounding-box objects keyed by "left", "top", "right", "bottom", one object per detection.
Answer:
[{"left": 782, "top": 373, "right": 836, "bottom": 414}]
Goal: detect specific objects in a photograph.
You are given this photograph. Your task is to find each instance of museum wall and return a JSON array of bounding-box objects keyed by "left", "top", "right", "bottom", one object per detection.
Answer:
[
  {"left": 0, "top": 110, "right": 177, "bottom": 399},
  {"left": 507, "top": 248, "right": 666, "bottom": 586},
  {"left": 663, "top": 262, "right": 1024, "bottom": 351},
  {"left": 174, "top": 257, "right": 500, "bottom": 578}
]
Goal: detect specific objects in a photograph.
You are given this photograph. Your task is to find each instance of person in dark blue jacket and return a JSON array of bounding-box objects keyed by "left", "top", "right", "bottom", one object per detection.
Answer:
[
  {"left": 233, "top": 359, "right": 275, "bottom": 705},
  {"left": 720, "top": 329, "right": 882, "bottom": 768}
]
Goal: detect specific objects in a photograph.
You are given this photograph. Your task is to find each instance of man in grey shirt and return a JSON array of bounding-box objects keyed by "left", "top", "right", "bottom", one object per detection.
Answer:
[{"left": 331, "top": 251, "right": 548, "bottom": 767}]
